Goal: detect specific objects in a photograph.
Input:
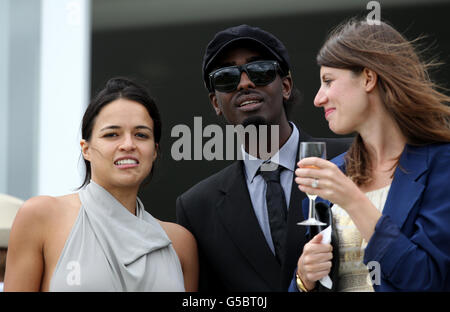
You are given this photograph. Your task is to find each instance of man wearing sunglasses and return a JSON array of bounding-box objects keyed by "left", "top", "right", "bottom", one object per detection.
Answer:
[{"left": 176, "top": 24, "right": 351, "bottom": 291}]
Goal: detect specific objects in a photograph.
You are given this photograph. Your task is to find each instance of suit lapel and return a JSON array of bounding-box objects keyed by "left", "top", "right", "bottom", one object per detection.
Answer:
[
  {"left": 216, "top": 161, "right": 281, "bottom": 290},
  {"left": 383, "top": 145, "right": 428, "bottom": 229}
]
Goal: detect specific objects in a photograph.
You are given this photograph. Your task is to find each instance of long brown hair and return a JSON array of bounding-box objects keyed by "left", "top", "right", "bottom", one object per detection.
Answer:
[{"left": 317, "top": 18, "right": 450, "bottom": 186}]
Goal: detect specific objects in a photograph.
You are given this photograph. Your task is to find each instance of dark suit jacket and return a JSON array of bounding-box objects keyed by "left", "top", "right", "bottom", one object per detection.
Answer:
[{"left": 176, "top": 128, "right": 352, "bottom": 291}]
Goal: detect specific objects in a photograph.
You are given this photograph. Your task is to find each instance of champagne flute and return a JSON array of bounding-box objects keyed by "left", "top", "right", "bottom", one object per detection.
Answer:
[{"left": 297, "top": 142, "right": 327, "bottom": 226}]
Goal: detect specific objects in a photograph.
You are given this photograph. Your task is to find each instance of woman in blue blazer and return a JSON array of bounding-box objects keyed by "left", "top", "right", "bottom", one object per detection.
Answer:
[{"left": 291, "top": 18, "right": 450, "bottom": 291}]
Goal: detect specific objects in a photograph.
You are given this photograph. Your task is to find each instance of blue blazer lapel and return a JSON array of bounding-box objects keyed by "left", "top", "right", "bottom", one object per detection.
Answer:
[{"left": 383, "top": 145, "right": 428, "bottom": 229}]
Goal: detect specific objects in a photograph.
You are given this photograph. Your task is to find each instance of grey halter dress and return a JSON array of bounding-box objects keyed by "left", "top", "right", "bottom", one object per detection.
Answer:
[{"left": 49, "top": 181, "right": 185, "bottom": 291}]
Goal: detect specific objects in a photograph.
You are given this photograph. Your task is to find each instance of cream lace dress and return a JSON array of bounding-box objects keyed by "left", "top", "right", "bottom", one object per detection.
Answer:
[{"left": 331, "top": 184, "right": 391, "bottom": 292}]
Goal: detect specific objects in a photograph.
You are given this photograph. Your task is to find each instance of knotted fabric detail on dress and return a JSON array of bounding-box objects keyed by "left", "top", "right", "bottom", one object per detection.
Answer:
[{"left": 79, "top": 181, "right": 172, "bottom": 290}]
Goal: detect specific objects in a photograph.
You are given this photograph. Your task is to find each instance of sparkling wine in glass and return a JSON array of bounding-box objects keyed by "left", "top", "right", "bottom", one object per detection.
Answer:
[{"left": 297, "top": 142, "right": 327, "bottom": 226}]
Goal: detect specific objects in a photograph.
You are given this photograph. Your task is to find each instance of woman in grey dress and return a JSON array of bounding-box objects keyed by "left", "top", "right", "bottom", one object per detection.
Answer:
[{"left": 4, "top": 78, "right": 198, "bottom": 291}]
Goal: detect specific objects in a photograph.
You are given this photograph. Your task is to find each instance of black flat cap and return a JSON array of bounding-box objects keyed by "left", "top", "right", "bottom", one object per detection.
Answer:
[{"left": 202, "top": 24, "right": 292, "bottom": 91}]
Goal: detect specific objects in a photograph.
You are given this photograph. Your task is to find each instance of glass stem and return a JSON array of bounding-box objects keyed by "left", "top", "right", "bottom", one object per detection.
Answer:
[
  {"left": 311, "top": 198, "right": 316, "bottom": 220},
  {"left": 308, "top": 197, "right": 313, "bottom": 219}
]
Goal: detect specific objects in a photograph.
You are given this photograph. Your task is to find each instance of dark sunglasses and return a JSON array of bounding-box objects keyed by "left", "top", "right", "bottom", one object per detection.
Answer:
[{"left": 209, "top": 60, "right": 282, "bottom": 93}]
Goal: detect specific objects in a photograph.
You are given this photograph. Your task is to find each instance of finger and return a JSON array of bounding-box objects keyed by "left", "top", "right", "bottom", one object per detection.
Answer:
[
  {"left": 304, "top": 260, "right": 332, "bottom": 273},
  {"left": 297, "top": 157, "right": 330, "bottom": 169},
  {"left": 309, "top": 244, "right": 333, "bottom": 254},
  {"left": 310, "top": 233, "right": 323, "bottom": 244},
  {"left": 296, "top": 167, "right": 335, "bottom": 182},
  {"left": 295, "top": 177, "right": 321, "bottom": 189},
  {"left": 298, "top": 184, "right": 321, "bottom": 197},
  {"left": 306, "top": 268, "right": 332, "bottom": 282},
  {"left": 299, "top": 183, "right": 335, "bottom": 204},
  {"left": 303, "top": 249, "right": 333, "bottom": 264},
  {"left": 295, "top": 167, "right": 319, "bottom": 179},
  {"left": 303, "top": 242, "right": 333, "bottom": 256},
  {"left": 306, "top": 251, "right": 333, "bottom": 264}
]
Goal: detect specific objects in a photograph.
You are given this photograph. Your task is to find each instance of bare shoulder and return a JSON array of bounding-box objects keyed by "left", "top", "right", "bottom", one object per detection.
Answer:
[
  {"left": 157, "top": 220, "right": 195, "bottom": 242},
  {"left": 157, "top": 220, "right": 199, "bottom": 290},
  {"left": 157, "top": 220, "right": 197, "bottom": 257},
  {"left": 157, "top": 220, "right": 198, "bottom": 267},
  {"left": 13, "top": 194, "right": 80, "bottom": 243},
  {"left": 4, "top": 193, "right": 81, "bottom": 291},
  {"left": 17, "top": 195, "right": 59, "bottom": 222},
  {"left": 8, "top": 196, "right": 62, "bottom": 256},
  {"left": 18, "top": 193, "right": 79, "bottom": 221}
]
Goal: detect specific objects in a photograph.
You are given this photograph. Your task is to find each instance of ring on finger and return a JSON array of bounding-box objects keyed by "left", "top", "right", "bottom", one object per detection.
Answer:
[{"left": 311, "top": 179, "right": 319, "bottom": 188}]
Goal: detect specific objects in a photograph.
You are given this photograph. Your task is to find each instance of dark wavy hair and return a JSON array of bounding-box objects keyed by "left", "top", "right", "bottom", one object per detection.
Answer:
[
  {"left": 317, "top": 18, "right": 450, "bottom": 186},
  {"left": 79, "top": 77, "right": 162, "bottom": 189}
]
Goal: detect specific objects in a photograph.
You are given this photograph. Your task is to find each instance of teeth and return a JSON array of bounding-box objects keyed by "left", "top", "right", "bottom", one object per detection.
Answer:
[
  {"left": 115, "top": 159, "right": 138, "bottom": 165},
  {"left": 240, "top": 100, "right": 259, "bottom": 107}
]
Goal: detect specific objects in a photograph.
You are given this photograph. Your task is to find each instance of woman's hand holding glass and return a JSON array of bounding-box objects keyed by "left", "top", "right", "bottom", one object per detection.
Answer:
[
  {"left": 295, "top": 157, "right": 363, "bottom": 211},
  {"left": 297, "top": 142, "right": 327, "bottom": 226},
  {"left": 296, "top": 157, "right": 383, "bottom": 243}
]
